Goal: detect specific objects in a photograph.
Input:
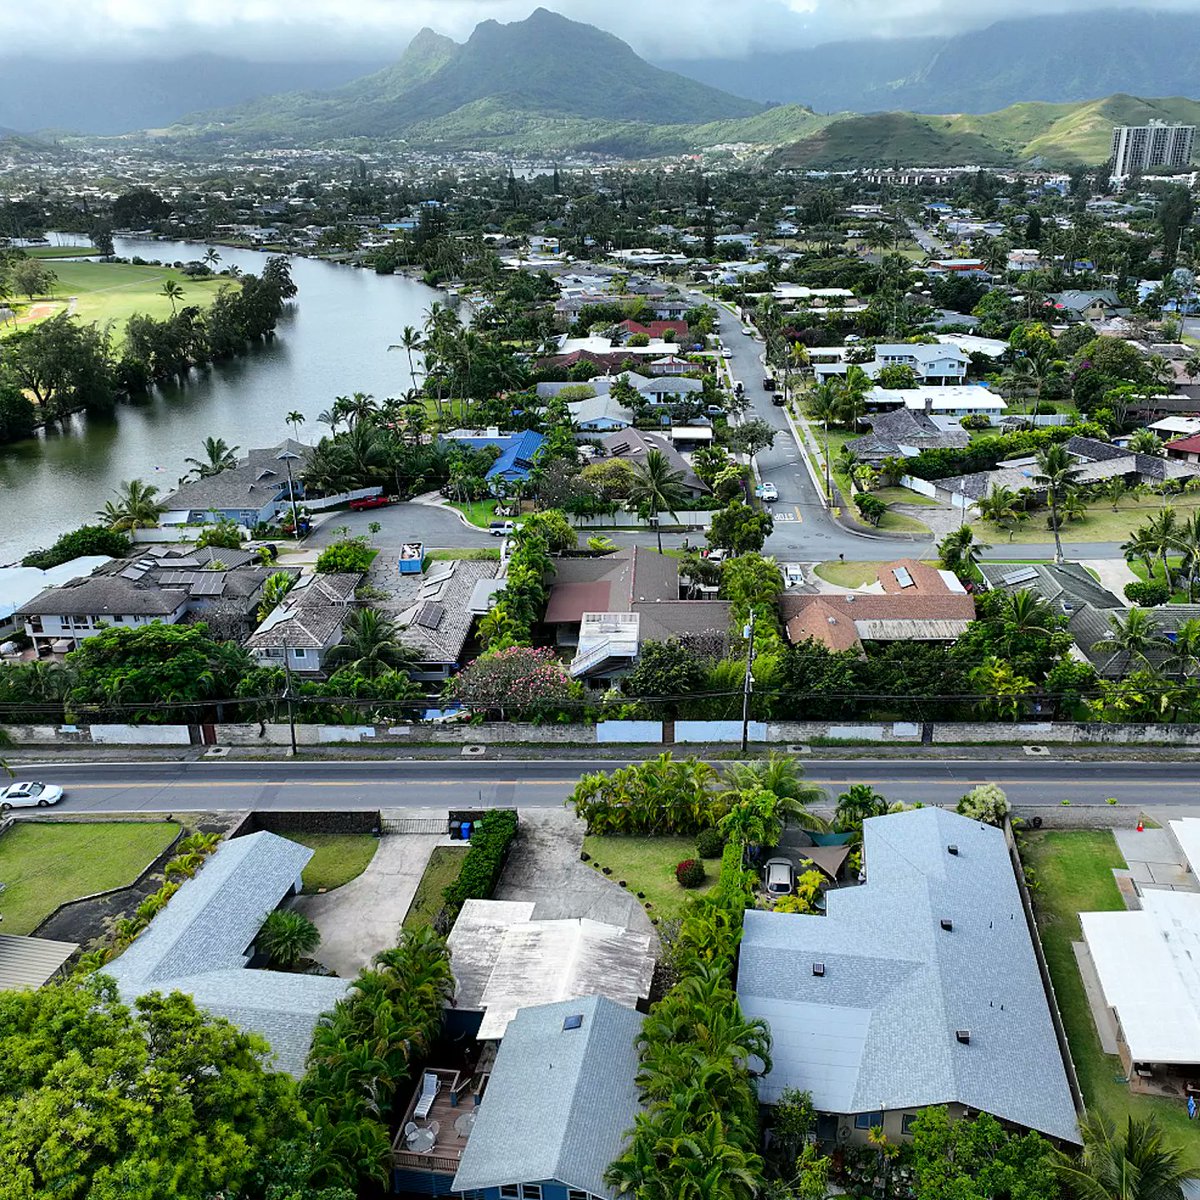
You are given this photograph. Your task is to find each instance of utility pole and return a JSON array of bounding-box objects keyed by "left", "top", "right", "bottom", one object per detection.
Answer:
[
  {"left": 740, "top": 606, "right": 757, "bottom": 753},
  {"left": 281, "top": 647, "right": 298, "bottom": 756},
  {"left": 277, "top": 449, "right": 302, "bottom": 540}
]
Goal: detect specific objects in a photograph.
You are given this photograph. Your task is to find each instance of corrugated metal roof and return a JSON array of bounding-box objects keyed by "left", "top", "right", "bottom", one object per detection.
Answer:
[{"left": 0, "top": 933, "right": 78, "bottom": 991}]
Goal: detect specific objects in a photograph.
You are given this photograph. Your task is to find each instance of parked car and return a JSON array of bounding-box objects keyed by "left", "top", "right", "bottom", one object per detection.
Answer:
[
  {"left": 772, "top": 391, "right": 787, "bottom": 406},
  {"left": 0, "top": 781, "right": 64, "bottom": 810},
  {"left": 758, "top": 482, "right": 779, "bottom": 502},
  {"left": 489, "top": 520, "right": 517, "bottom": 537},
  {"left": 764, "top": 857, "right": 795, "bottom": 897},
  {"left": 784, "top": 563, "right": 804, "bottom": 588},
  {"left": 762, "top": 376, "right": 776, "bottom": 391},
  {"left": 349, "top": 494, "right": 391, "bottom": 511},
  {"left": 733, "top": 379, "right": 744, "bottom": 395},
  {"left": 741, "top": 326, "right": 754, "bottom": 337},
  {"left": 721, "top": 348, "right": 733, "bottom": 359}
]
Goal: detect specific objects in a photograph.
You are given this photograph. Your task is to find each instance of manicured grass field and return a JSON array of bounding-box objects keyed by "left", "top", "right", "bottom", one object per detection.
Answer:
[
  {"left": 1021, "top": 830, "right": 1197, "bottom": 1149},
  {"left": 873, "top": 486, "right": 939, "bottom": 507},
  {"left": 976, "top": 494, "right": 1200, "bottom": 546},
  {"left": 582, "top": 834, "right": 717, "bottom": 920},
  {"left": 403, "top": 846, "right": 468, "bottom": 931},
  {"left": 2, "top": 260, "right": 230, "bottom": 345},
  {"left": 427, "top": 548, "right": 502, "bottom": 562},
  {"left": 0, "top": 820, "right": 177, "bottom": 935},
  {"left": 27, "top": 245, "right": 102, "bottom": 259},
  {"left": 1128, "top": 557, "right": 1192, "bottom": 603},
  {"left": 875, "top": 508, "right": 931, "bottom": 534},
  {"left": 288, "top": 833, "right": 379, "bottom": 893},
  {"left": 450, "top": 499, "right": 505, "bottom": 528}
]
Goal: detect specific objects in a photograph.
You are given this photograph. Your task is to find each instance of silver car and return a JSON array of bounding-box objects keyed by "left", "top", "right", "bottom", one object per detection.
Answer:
[
  {"left": 0, "top": 781, "right": 64, "bottom": 810},
  {"left": 764, "top": 857, "right": 795, "bottom": 897}
]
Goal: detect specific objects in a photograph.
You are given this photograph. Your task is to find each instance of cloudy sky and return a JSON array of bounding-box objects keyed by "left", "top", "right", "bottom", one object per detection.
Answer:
[{"left": 3, "top": 0, "right": 1198, "bottom": 60}]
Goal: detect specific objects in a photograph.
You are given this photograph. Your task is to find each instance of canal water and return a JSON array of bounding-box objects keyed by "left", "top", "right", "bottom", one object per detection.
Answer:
[{"left": 0, "top": 236, "right": 442, "bottom": 562}]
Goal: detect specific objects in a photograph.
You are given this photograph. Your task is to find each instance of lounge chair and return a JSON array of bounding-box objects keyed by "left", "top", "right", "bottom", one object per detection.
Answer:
[{"left": 414, "top": 1072, "right": 441, "bottom": 1118}]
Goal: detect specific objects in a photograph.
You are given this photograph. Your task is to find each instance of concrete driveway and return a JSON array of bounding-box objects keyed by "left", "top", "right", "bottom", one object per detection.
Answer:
[
  {"left": 309, "top": 501, "right": 492, "bottom": 552},
  {"left": 292, "top": 832, "right": 444, "bottom": 977},
  {"left": 494, "top": 808, "right": 655, "bottom": 936}
]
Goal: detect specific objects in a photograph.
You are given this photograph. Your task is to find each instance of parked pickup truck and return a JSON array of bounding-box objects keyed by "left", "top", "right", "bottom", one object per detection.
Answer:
[
  {"left": 349, "top": 494, "right": 391, "bottom": 511},
  {"left": 489, "top": 520, "right": 517, "bottom": 537}
]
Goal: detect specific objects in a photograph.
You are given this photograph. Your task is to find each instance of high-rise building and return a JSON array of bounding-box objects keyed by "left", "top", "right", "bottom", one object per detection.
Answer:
[{"left": 1110, "top": 120, "right": 1196, "bottom": 178}]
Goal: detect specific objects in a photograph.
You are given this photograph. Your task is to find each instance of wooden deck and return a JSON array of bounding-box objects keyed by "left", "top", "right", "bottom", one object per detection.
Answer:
[{"left": 392, "top": 1068, "right": 478, "bottom": 1175}]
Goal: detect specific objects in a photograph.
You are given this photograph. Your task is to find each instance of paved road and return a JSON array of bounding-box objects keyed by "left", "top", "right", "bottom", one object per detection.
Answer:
[{"left": 14, "top": 758, "right": 1198, "bottom": 814}]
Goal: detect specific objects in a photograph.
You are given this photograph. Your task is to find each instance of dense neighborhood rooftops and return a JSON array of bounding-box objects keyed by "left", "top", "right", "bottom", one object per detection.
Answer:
[
  {"left": 452, "top": 996, "right": 643, "bottom": 1199},
  {"left": 736, "top": 808, "right": 1079, "bottom": 1143},
  {"left": 104, "top": 831, "right": 350, "bottom": 1077},
  {"left": 448, "top": 899, "right": 655, "bottom": 1041},
  {"left": 245, "top": 572, "right": 359, "bottom": 652}
]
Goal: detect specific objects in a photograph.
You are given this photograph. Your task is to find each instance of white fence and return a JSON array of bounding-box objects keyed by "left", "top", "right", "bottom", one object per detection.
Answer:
[
  {"left": 899, "top": 475, "right": 938, "bottom": 499},
  {"left": 304, "top": 486, "right": 383, "bottom": 512},
  {"left": 570, "top": 510, "right": 718, "bottom": 530}
]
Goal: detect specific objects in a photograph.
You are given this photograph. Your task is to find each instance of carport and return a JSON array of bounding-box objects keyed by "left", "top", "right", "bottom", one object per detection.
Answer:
[{"left": 0, "top": 933, "right": 78, "bottom": 991}]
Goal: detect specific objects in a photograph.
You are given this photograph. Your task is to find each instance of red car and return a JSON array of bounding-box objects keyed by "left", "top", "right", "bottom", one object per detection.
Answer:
[{"left": 349, "top": 494, "right": 392, "bottom": 511}]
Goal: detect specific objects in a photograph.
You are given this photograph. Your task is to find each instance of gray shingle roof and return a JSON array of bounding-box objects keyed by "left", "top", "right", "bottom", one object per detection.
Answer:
[
  {"left": 246, "top": 572, "right": 359, "bottom": 651},
  {"left": 978, "top": 563, "right": 1123, "bottom": 613},
  {"left": 18, "top": 573, "right": 188, "bottom": 618},
  {"left": 1069, "top": 603, "right": 1200, "bottom": 674},
  {"left": 104, "top": 831, "right": 350, "bottom": 1077},
  {"left": 736, "top": 807, "right": 1079, "bottom": 1143},
  {"left": 162, "top": 439, "right": 308, "bottom": 512},
  {"left": 396, "top": 560, "right": 499, "bottom": 665},
  {"left": 452, "top": 996, "right": 644, "bottom": 1198}
]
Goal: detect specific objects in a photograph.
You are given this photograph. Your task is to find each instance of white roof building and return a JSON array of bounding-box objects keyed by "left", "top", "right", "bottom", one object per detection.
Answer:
[{"left": 870, "top": 385, "right": 1007, "bottom": 417}]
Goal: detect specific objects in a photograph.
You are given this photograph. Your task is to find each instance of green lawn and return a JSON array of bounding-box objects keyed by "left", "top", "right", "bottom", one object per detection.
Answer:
[
  {"left": 582, "top": 835, "right": 717, "bottom": 920},
  {"left": 450, "top": 499, "right": 505, "bottom": 528},
  {"left": 2, "top": 260, "right": 230, "bottom": 346},
  {"left": 874, "top": 486, "right": 939, "bottom": 508},
  {"left": 0, "top": 820, "right": 177, "bottom": 934},
  {"left": 403, "top": 846, "right": 468, "bottom": 931},
  {"left": 813, "top": 558, "right": 941, "bottom": 587},
  {"left": 28, "top": 245, "right": 102, "bottom": 259},
  {"left": 427, "top": 548, "right": 501, "bottom": 562},
  {"left": 287, "top": 833, "right": 378, "bottom": 893},
  {"left": 1128, "top": 557, "right": 1192, "bottom": 603},
  {"left": 876, "top": 508, "right": 931, "bottom": 534},
  {"left": 1021, "top": 830, "right": 1197, "bottom": 1149},
  {"left": 976, "top": 494, "right": 1200, "bottom": 546}
]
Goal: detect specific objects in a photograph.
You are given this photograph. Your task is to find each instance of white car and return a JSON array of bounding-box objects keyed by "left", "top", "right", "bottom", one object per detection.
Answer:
[
  {"left": 0, "top": 781, "right": 64, "bottom": 810},
  {"left": 721, "top": 348, "right": 733, "bottom": 359},
  {"left": 758, "top": 482, "right": 779, "bottom": 502}
]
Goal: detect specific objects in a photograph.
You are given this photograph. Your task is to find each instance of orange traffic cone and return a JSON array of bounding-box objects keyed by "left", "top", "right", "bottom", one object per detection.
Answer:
[{"left": 1137, "top": 819, "right": 1144, "bottom": 832}]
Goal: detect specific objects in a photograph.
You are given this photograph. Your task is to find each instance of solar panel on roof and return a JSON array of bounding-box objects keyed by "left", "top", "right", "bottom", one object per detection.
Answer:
[
  {"left": 893, "top": 567, "right": 915, "bottom": 589},
  {"left": 189, "top": 576, "right": 227, "bottom": 596},
  {"left": 1001, "top": 567, "right": 1039, "bottom": 586},
  {"left": 119, "top": 566, "right": 146, "bottom": 580},
  {"left": 415, "top": 602, "right": 445, "bottom": 630},
  {"left": 159, "top": 571, "right": 199, "bottom": 586}
]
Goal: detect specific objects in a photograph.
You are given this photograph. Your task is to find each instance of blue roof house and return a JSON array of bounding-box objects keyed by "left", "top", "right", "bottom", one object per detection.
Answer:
[
  {"left": 429, "top": 996, "right": 643, "bottom": 1200},
  {"left": 445, "top": 430, "right": 547, "bottom": 492}
]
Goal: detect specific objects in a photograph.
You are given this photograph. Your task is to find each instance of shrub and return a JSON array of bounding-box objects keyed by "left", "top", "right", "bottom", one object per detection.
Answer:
[
  {"left": 1124, "top": 579, "right": 1171, "bottom": 606},
  {"left": 442, "top": 810, "right": 519, "bottom": 920},
  {"left": 21, "top": 524, "right": 132, "bottom": 570},
  {"left": 675, "top": 858, "right": 706, "bottom": 888},
  {"left": 315, "top": 536, "right": 374, "bottom": 575},
  {"left": 960, "top": 413, "right": 991, "bottom": 431},
  {"left": 957, "top": 783, "right": 1010, "bottom": 827},
  {"left": 696, "top": 826, "right": 725, "bottom": 859},
  {"left": 257, "top": 908, "right": 320, "bottom": 968}
]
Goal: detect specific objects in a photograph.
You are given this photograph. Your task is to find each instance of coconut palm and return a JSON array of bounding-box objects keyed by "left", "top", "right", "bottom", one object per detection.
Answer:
[
  {"left": 628, "top": 449, "right": 689, "bottom": 554},
  {"left": 835, "top": 783, "right": 888, "bottom": 829},
  {"left": 325, "top": 608, "right": 418, "bottom": 680},
  {"left": 1175, "top": 512, "right": 1200, "bottom": 602},
  {"left": 477, "top": 604, "right": 517, "bottom": 650},
  {"left": 937, "top": 524, "right": 990, "bottom": 578},
  {"left": 1095, "top": 608, "right": 1166, "bottom": 675},
  {"left": 286, "top": 410, "right": 306, "bottom": 440},
  {"left": 184, "top": 436, "right": 240, "bottom": 480},
  {"left": 977, "top": 483, "right": 1020, "bottom": 530},
  {"left": 202, "top": 248, "right": 221, "bottom": 270},
  {"left": 722, "top": 753, "right": 828, "bottom": 832},
  {"left": 96, "top": 479, "right": 166, "bottom": 530},
  {"left": 160, "top": 278, "right": 184, "bottom": 314},
  {"left": 1033, "top": 442, "right": 1083, "bottom": 565},
  {"left": 258, "top": 908, "right": 320, "bottom": 968},
  {"left": 1054, "top": 1113, "right": 1192, "bottom": 1200},
  {"left": 1128, "top": 428, "right": 1164, "bottom": 457},
  {"left": 389, "top": 325, "right": 426, "bottom": 390},
  {"left": 257, "top": 571, "right": 296, "bottom": 624},
  {"left": 1145, "top": 507, "right": 1181, "bottom": 590},
  {"left": 1166, "top": 618, "right": 1200, "bottom": 682},
  {"left": 999, "top": 589, "right": 1059, "bottom": 657}
]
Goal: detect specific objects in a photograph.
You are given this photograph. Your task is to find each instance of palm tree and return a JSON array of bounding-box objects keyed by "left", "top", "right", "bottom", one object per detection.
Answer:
[
  {"left": 286, "top": 410, "right": 306, "bottom": 440},
  {"left": 184, "top": 436, "right": 240, "bottom": 480},
  {"left": 257, "top": 571, "right": 296, "bottom": 624},
  {"left": 977, "top": 483, "right": 1020, "bottom": 532},
  {"left": 1000, "top": 589, "right": 1058, "bottom": 657},
  {"left": 1033, "top": 443, "right": 1083, "bottom": 565},
  {"left": 1175, "top": 512, "right": 1200, "bottom": 602},
  {"left": 1095, "top": 608, "right": 1166, "bottom": 675},
  {"left": 325, "top": 608, "right": 418, "bottom": 680},
  {"left": 628, "top": 449, "right": 688, "bottom": 554},
  {"left": 835, "top": 783, "right": 887, "bottom": 829},
  {"left": 258, "top": 908, "right": 320, "bottom": 968},
  {"left": 202, "top": 248, "right": 221, "bottom": 270},
  {"left": 1166, "top": 618, "right": 1200, "bottom": 682},
  {"left": 160, "top": 278, "right": 184, "bottom": 314},
  {"left": 1054, "top": 1113, "right": 1192, "bottom": 1200},
  {"left": 389, "top": 325, "right": 425, "bottom": 390},
  {"left": 1146, "top": 507, "right": 1181, "bottom": 591},
  {"left": 1128, "top": 428, "right": 1164, "bottom": 457},
  {"left": 96, "top": 479, "right": 166, "bottom": 530},
  {"left": 937, "top": 525, "right": 990, "bottom": 578},
  {"left": 477, "top": 605, "right": 517, "bottom": 650},
  {"left": 721, "top": 754, "right": 828, "bottom": 833}
]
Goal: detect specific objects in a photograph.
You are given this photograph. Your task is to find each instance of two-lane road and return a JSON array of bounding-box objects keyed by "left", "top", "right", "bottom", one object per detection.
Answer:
[{"left": 13, "top": 758, "right": 1199, "bottom": 814}]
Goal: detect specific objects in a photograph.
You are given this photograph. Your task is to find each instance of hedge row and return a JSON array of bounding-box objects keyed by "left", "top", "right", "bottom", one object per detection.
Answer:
[
  {"left": 904, "top": 424, "right": 1102, "bottom": 482},
  {"left": 442, "top": 810, "right": 519, "bottom": 921}
]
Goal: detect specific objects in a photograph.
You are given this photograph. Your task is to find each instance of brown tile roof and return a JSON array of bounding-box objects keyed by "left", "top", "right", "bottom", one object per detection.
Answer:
[
  {"left": 781, "top": 591, "right": 976, "bottom": 650},
  {"left": 544, "top": 549, "right": 680, "bottom": 626},
  {"left": 877, "top": 558, "right": 956, "bottom": 596},
  {"left": 545, "top": 581, "right": 615, "bottom": 624},
  {"left": 785, "top": 598, "right": 864, "bottom": 652}
]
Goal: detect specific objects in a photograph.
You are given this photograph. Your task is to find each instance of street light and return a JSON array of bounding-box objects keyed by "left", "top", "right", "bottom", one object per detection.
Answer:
[{"left": 277, "top": 449, "right": 302, "bottom": 541}]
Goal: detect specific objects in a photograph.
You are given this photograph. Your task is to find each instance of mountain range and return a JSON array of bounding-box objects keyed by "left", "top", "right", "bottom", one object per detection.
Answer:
[{"left": 661, "top": 9, "right": 1200, "bottom": 115}]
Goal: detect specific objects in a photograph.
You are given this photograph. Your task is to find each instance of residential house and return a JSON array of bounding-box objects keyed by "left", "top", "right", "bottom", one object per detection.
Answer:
[
  {"left": 447, "top": 996, "right": 644, "bottom": 1200},
  {"left": 867, "top": 385, "right": 1006, "bottom": 420},
  {"left": 646, "top": 355, "right": 693, "bottom": 377},
  {"left": 447, "top": 900, "right": 655, "bottom": 1041},
  {"left": 1006, "top": 249, "right": 1045, "bottom": 273},
  {"left": 15, "top": 545, "right": 294, "bottom": 655},
  {"left": 104, "top": 831, "right": 351, "bottom": 1077},
  {"left": 736, "top": 808, "right": 1080, "bottom": 1146},
  {"left": 542, "top": 548, "right": 729, "bottom": 682},
  {"left": 1048, "top": 290, "right": 1130, "bottom": 323},
  {"left": 245, "top": 572, "right": 360, "bottom": 674},
  {"left": 444, "top": 430, "right": 547, "bottom": 489},
  {"left": 0, "top": 555, "right": 112, "bottom": 641},
  {"left": 978, "top": 562, "right": 1123, "bottom": 615},
  {"left": 814, "top": 344, "right": 969, "bottom": 387},
  {"left": 846, "top": 409, "right": 970, "bottom": 463},
  {"left": 1165, "top": 433, "right": 1200, "bottom": 463},
  {"left": 536, "top": 376, "right": 649, "bottom": 433},
  {"left": 779, "top": 560, "right": 976, "bottom": 653},
  {"left": 395, "top": 559, "right": 502, "bottom": 683},
  {"left": 926, "top": 257, "right": 989, "bottom": 275},
  {"left": 599, "top": 429, "right": 708, "bottom": 497},
  {"left": 159, "top": 439, "right": 308, "bottom": 528},
  {"left": 1067, "top": 603, "right": 1200, "bottom": 677},
  {"left": 616, "top": 318, "right": 691, "bottom": 345},
  {"left": 1080, "top": 817, "right": 1200, "bottom": 1085}
]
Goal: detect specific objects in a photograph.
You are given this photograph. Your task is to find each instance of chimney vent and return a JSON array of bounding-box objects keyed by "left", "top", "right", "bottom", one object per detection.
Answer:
[
  {"left": 947, "top": 844, "right": 959, "bottom": 856},
  {"left": 940, "top": 918, "right": 953, "bottom": 932},
  {"left": 812, "top": 962, "right": 825, "bottom": 977},
  {"left": 956, "top": 1029, "right": 971, "bottom": 1045}
]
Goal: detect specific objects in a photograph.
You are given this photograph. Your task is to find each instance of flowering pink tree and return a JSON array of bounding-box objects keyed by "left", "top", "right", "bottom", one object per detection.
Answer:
[{"left": 447, "top": 646, "right": 579, "bottom": 721}]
